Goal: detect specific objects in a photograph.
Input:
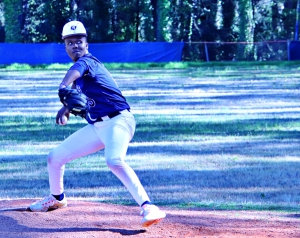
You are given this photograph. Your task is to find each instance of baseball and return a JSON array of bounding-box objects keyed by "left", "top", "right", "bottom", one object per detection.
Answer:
[{"left": 59, "top": 115, "right": 68, "bottom": 125}]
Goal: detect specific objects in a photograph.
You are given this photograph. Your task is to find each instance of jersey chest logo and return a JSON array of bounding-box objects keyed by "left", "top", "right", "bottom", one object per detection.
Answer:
[
  {"left": 76, "top": 85, "right": 96, "bottom": 107},
  {"left": 87, "top": 98, "right": 96, "bottom": 107}
]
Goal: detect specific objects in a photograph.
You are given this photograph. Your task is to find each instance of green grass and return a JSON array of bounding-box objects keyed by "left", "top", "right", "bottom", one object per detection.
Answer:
[
  {"left": 0, "top": 65, "right": 300, "bottom": 212},
  {"left": 1, "top": 60, "right": 300, "bottom": 71}
]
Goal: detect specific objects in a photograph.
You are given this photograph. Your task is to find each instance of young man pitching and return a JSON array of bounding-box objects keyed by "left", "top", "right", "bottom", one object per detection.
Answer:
[{"left": 29, "top": 21, "right": 166, "bottom": 228}]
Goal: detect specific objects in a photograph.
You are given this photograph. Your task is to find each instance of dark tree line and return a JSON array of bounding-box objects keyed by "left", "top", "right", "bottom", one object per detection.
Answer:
[{"left": 0, "top": 0, "right": 298, "bottom": 61}]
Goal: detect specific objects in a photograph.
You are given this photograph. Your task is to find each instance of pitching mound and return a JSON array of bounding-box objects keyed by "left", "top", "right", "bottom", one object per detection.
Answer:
[{"left": 0, "top": 199, "right": 299, "bottom": 238}]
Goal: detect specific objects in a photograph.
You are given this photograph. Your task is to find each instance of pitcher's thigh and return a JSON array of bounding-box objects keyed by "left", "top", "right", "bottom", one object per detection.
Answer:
[
  {"left": 104, "top": 124, "right": 132, "bottom": 161},
  {"left": 50, "top": 124, "right": 104, "bottom": 164}
]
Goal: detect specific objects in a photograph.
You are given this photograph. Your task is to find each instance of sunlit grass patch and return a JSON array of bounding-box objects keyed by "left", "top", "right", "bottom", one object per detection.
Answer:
[
  {"left": 5, "top": 63, "right": 32, "bottom": 70},
  {"left": 45, "top": 63, "right": 73, "bottom": 70},
  {"left": 163, "top": 62, "right": 189, "bottom": 69}
]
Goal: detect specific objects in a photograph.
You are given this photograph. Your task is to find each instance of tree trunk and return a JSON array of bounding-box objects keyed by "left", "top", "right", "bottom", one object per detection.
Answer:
[
  {"left": 156, "top": 0, "right": 164, "bottom": 41},
  {"left": 4, "top": 0, "right": 23, "bottom": 42},
  {"left": 237, "top": 0, "right": 255, "bottom": 60},
  {"left": 135, "top": 0, "right": 140, "bottom": 41}
]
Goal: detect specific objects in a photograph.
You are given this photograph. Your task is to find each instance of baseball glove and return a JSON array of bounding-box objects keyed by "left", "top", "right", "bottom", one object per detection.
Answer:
[{"left": 58, "top": 88, "right": 90, "bottom": 118}]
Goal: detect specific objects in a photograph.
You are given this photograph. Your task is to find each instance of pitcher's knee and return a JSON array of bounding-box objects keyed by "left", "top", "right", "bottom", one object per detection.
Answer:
[
  {"left": 47, "top": 151, "right": 64, "bottom": 168},
  {"left": 106, "top": 157, "right": 124, "bottom": 170}
]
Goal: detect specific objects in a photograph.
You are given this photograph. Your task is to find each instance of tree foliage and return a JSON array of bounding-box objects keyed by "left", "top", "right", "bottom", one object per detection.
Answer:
[{"left": 0, "top": 0, "right": 298, "bottom": 60}]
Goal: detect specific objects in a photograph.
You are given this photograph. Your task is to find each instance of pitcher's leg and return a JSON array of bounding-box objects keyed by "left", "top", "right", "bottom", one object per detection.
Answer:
[
  {"left": 48, "top": 124, "right": 104, "bottom": 195},
  {"left": 103, "top": 122, "right": 150, "bottom": 206},
  {"left": 101, "top": 119, "right": 165, "bottom": 227}
]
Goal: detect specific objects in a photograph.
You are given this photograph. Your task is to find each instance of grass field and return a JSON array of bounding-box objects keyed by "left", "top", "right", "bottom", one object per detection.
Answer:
[{"left": 0, "top": 63, "right": 300, "bottom": 211}]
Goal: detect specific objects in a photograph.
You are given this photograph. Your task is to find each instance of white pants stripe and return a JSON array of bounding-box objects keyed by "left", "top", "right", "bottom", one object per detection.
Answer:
[{"left": 47, "top": 110, "right": 150, "bottom": 206}]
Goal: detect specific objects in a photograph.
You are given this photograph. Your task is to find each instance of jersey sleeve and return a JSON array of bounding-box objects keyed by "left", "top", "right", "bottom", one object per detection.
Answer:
[{"left": 69, "top": 58, "right": 89, "bottom": 77}]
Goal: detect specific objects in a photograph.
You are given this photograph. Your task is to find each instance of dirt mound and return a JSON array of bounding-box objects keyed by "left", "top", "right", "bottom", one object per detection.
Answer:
[{"left": 0, "top": 199, "right": 299, "bottom": 238}]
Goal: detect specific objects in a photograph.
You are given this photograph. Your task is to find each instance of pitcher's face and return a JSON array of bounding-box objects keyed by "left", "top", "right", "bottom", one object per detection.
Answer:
[{"left": 64, "top": 36, "right": 89, "bottom": 62}]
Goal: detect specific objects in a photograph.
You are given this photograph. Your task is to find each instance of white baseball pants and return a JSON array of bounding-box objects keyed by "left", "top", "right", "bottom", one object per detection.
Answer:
[{"left": 47, "top": 109, "right": 150, "bottom": 206}]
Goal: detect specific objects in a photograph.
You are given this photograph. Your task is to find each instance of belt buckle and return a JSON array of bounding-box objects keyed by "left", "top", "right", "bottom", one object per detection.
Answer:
[{"left": 101, "top": 116, "right": 110, "bottom": 121}]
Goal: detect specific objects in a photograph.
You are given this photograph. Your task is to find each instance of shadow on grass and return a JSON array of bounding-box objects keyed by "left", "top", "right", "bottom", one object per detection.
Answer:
[
  {"left": 0, "top": 153, "right": 299, "bottom": 208},
  {"left": 1, "top": 116, "right": 300, "bottom": 143},
  {"left": 285, "top": 214, "right": 300, "bottom": 218},
  {"left": 1, "top": 160, "right": 299, "bottom": 189},
  {"left": 1, "top": 89, "right": 300, "bottom": 114},
  {"left": 128, "top": 138, "right": 300, "bottom": 157}
]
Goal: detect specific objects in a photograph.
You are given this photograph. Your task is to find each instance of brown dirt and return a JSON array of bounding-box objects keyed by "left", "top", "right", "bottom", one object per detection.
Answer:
[{"left": 0, "top": 199, "right": 299, "bottom": 238}]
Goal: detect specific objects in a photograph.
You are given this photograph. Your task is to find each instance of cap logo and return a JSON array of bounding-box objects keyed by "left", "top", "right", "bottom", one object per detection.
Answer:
[{"left": 71, "top": 26, "right": 77, "bottom": 30}]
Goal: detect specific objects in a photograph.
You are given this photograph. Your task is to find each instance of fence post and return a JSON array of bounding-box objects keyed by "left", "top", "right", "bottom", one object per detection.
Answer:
[
  {"left": 287, "top": 40, "right": 290, "bottom": 61},
  {"left": 295, "top": 0, "right": 300, "bottom": 40},
  {"left": 204, "top": 43, "right": 209, "bottom": 62}
]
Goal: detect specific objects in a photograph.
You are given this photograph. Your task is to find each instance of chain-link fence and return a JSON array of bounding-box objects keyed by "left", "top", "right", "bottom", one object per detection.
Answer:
[{"left": 182, "top": 40, "right": 290, "bottom": 62}]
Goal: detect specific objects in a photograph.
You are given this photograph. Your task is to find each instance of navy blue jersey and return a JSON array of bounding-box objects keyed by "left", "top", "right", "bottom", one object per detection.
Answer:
[{"left": 69, "top": 53, "right": 130, "bottom": 123}]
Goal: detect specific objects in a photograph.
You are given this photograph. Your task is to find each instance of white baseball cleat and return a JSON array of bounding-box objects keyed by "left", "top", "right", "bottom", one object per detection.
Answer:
[
  {"left": 140, "top": 204, "right": 166, "bottom": 227},
  {"left": 30, "top": 194, "right": 67, "bottom": 212}
]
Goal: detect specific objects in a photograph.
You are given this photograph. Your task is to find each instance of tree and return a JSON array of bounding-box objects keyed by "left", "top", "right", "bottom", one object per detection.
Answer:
[
  {"left": 282, "top": 0, "right": 298, "bottom": 40},
  {"left": 69, "top": 0, "right": 113, "bottom": 42},
  {"left": 3, "top": 0, "right": 23, "bottom": 42},
  {"left": 0, "top": 0, "right": 5, "bottom": 42},
  {"left": 150, "top": 0, "right": 169, "bottom": 41},
  {"left": 236, "top": 0, "right": 255, "bottom": 60},
  {"left": 168, "top": 0, "right": 192, "bottom": 42},
  {"left": 4, "top": 0, "right": 66, "bottom": 43},
  {"left": 191, "top": 0, "right": 219, "bottom": 60},
  {"left": 218, "top": 0, "right": 237, "bottom": 60},
  {"left": 0, "top": 0, "right": 295, "bottom": 60},
  {"left": 22, "top": 0, "right": 47, "bottom": 42},
  {"left": 42, "top": 0, "right": 72, "bottom": 42}
]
